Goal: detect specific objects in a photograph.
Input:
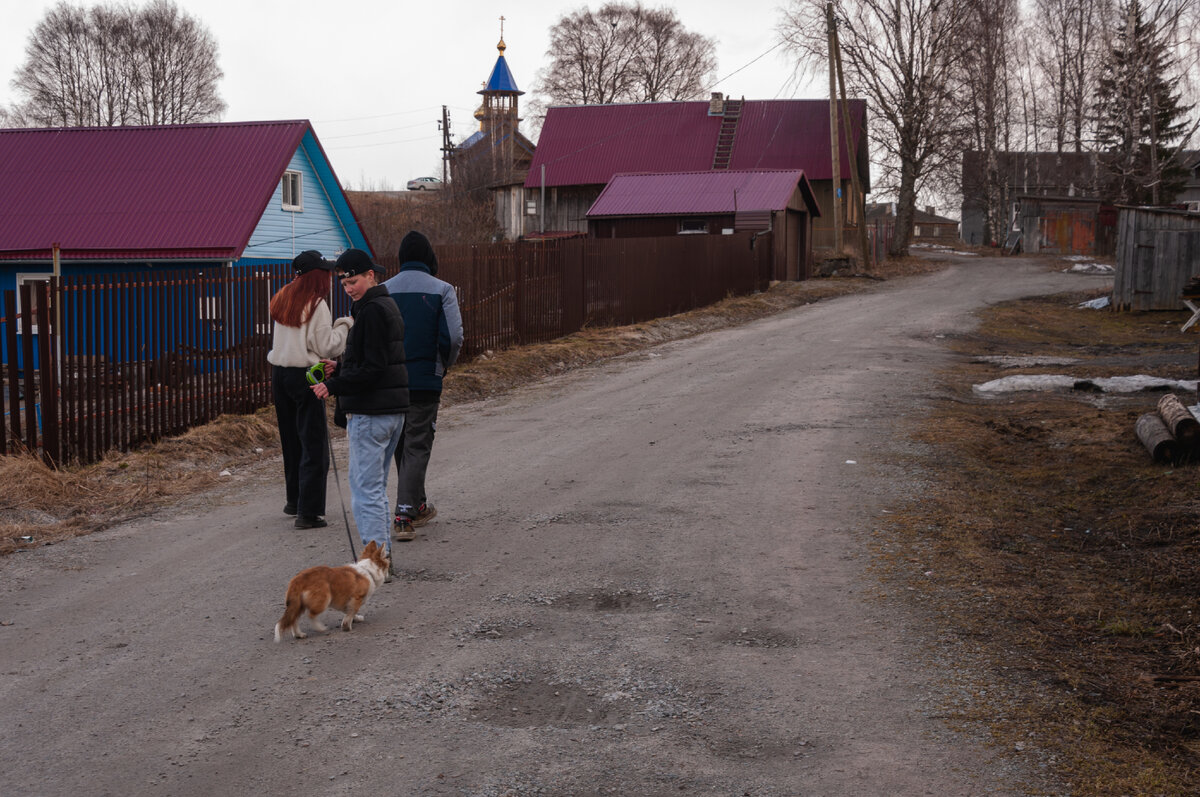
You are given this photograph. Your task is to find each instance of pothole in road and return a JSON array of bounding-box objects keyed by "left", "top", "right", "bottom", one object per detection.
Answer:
[
  {"left": 495, "top": 585, "right": 684, "bottom": 611},
  {"left": 452, "top": 617, "right": 536, "bottom": 642},
  {"left": 553, "top": 589, "right": 659, "bottom": 612},
  {"left": 390, "top": 567, "right": 454, "bottom": 582},
  {"left": 716, "top": 628, "right": 804, "bottom": 648},
  {"left": 469, "top": 678, "right": 621, "bottom": 728}
]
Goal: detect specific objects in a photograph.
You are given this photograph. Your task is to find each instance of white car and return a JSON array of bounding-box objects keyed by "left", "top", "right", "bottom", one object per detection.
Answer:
[{"left": 406, "top": 176, "right": 443, "bottom": 191}]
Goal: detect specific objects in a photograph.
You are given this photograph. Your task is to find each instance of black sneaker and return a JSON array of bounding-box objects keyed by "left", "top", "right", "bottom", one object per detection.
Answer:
[
  {"left": 295, "top": 515, "right": 328, "bottom": 529},
  {"left": 283, "top": 502, "right": 298, "bottom": 516}
]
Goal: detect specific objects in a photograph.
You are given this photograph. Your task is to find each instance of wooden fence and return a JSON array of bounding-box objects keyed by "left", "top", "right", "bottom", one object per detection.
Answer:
[{"left": 2, "top": 232, "right": 772, "bottom": 466}]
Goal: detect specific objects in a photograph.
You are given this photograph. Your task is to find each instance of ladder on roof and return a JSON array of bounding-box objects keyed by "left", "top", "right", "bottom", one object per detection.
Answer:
[{"left": 711, "top": 99, "right": 743, "bottom": 170}]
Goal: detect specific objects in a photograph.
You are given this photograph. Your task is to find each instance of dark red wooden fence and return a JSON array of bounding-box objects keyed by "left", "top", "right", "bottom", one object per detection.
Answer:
[{"left": 2, "top": 232, "right": 771, "bottom": 466}]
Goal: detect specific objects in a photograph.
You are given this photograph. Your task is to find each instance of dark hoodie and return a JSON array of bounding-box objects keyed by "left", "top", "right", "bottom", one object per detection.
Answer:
[
  {"left": 397, "top": 230, "right": 438, "bottom": 275},
  {"left": 382, "top": 232, "right": 464, "bottom": 396}
]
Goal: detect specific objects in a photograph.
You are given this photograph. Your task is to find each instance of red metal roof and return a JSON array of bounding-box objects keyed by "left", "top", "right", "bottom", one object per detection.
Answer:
[
  {"left": 587, "top": 170, "right": 808, "bottom": 216},
  {"left": 0, "top": 121, "right": 310, "bottom": 260},
  {"left": 525, "top": 99, "right": 866, "bottom": 189}
]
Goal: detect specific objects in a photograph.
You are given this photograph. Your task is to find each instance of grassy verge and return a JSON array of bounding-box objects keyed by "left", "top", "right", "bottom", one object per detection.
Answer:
[{"left": 887, "top": 292, "right": 1200, "bottom": 794}]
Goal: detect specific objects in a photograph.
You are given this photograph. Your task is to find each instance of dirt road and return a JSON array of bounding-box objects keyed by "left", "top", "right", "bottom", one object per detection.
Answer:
[{"left": 0, "top": 255, "right": 1109, "bottom": 796}]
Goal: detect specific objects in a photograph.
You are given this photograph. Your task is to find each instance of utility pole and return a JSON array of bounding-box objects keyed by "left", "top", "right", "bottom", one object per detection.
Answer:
[
  {"left": 439, "top": 106, "right": 452, "bottom": 185},
  {"left": 826, "top": 2, "right": 843, "bottom": 254},
  {"left": 831, "top": 12, "right": 870, "bottom": 270}
]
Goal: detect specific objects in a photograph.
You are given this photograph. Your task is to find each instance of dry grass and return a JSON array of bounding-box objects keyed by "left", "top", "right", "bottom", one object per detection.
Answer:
[{"left": 885, "top": 288, "right": 1200, "bottom": 795}]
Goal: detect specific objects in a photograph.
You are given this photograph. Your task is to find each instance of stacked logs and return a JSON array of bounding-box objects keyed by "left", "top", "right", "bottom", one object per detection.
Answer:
[{"left": 1136, "top": 394, "right": 1200, "bottom": 464}]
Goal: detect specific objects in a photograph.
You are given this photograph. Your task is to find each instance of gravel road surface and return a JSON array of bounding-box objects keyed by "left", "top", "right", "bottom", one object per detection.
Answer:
[{"left": 0, "top": 255, "right": 1109, "bottom": 796}]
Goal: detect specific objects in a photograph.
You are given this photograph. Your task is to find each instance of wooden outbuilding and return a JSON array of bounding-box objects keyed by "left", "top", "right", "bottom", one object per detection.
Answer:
[
  {"left": 1111, "top": 206, "right": 1200, "bottom": 310},
  {"left": 585, "top": 169, "right": 821, "bottom": 280}
]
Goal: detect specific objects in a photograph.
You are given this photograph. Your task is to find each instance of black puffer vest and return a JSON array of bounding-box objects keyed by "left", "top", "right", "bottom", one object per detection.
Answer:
[{"left": 326, "top": 285, "right": 409, "bottom": 414}]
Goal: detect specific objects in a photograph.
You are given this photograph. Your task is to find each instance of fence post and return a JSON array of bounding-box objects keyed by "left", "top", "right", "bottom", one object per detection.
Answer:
[
  {"left": 39, "top": 280, "right": 59, "bottom": 466},
  {"left": 562, "top": 238, "right": 584, "bottom": 334},
  {"left": 513, "top": 242, "right": 527, "bottom": 344},
  {"left": 2, "top": 291, "right": 16, "bottom": 453}
]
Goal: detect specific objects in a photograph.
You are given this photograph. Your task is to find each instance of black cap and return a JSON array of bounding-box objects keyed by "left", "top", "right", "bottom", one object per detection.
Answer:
[
  {"left": 292, "top": 250, "right": 333, "bottom": 273},
  {"left": 335, "top": 248, "right": 384, "bottom": 278},
  {"left": 397, "top": 231, "right": 438, "bottom": 275}
]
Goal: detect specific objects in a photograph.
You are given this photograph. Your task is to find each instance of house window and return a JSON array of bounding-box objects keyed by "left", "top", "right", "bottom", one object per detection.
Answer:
[
  {"left": 525, "top": 198, "right": 538, "bottom": 216},
  {"left": 15, "top": 273, "right": 50, "bottom": 334},
  {"left": 282, "top": 171, "right": 303, "bottom": 211},
  {"left": 678, "top": 218, "right": 707, "bottom": 234}
]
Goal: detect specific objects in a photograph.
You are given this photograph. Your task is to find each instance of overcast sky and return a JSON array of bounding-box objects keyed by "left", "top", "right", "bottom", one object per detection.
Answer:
[{"left": 0, "top": 0, "right": 823, "bottom": 190}]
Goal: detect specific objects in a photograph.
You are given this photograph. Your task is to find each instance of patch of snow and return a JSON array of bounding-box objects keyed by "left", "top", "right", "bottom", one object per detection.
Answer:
[
  {"left": 1078, "top": 296, "right": 1111, "bottom": 309},
  {"left": 911, "top": 243, "right": 980, "bottom": 256},
  {"left": 974, "top": 374, "right": 1198, "bottom": 394},
  {"left": 975, "top": 355, "right": 1080, "bottom": 368},
  {"left": 1064, "top": 262, "right": 1114, "bottom": 274}
]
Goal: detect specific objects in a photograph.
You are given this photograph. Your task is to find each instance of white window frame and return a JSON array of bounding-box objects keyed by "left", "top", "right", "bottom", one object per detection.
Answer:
[
  {"left": 15, "top": 272, "right": 50, "bottom": 335},
  {"left": 678, "top": 218, "right": 708, "bottom": 234},
  {"left": 282, "top": 171, "right": 303, "bottom": 211}
]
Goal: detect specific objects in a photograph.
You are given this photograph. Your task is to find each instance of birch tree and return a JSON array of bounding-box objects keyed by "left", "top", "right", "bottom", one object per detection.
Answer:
[
  {"left": 536, "top": 3, "right": 716, "bottom": 106},
  {"left": 780, "top": 0, "right": 967, "bottom": 256},
  {"left": 11, "top": 0, "right": 225, "bottom": 127}
]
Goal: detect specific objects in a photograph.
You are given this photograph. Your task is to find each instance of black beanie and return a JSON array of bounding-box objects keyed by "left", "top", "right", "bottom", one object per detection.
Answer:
[{"left": 397, "top": 231, "right": 438, "bottom": 275}]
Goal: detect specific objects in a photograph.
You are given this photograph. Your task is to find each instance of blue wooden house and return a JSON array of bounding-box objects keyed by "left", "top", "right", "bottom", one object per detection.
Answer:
[{"left": 0, "top": 120, "right": 371, "bottom": 367}]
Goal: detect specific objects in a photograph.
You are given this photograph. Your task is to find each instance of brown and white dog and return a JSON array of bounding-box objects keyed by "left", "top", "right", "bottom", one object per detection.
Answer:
[{"left": 273, "top": 541, "right": 389, "bottom": 641}]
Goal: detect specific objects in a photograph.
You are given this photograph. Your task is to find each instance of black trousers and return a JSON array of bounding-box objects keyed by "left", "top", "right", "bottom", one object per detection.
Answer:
[
  {"left": 272, "top": 365, "right": 329, "bottom": 517},
  {"left": 393, "top": 398, "right": 439, "bottom": 517}
]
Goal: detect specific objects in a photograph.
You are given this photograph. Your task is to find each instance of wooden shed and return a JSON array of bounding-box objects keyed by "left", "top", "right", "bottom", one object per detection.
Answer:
[
  {"left": 1111, "top": 207, "right": 1200, "bottom": 310},
  {"left": 1017, "top": 195, "right": 1117, "bottom": 255},
  {"left": 585, "top": 169, "right": 821, "bottom": 281}
]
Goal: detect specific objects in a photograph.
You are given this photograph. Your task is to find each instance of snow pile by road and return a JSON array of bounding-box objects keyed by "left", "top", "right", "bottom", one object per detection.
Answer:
[
  {"left": 911, "top": 242, "right": 980, "bottom": 257},
  {"left": 1060, "top": 255, "right": 1115, "bottom": 275},
  {"left": 974, "top": 374, "right": 1198, "bottom": 394}
]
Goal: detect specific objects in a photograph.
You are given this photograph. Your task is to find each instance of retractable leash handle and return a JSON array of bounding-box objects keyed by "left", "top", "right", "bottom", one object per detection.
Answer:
[{"left": 305, "top": 361, "right": 326, "bottom": 385}]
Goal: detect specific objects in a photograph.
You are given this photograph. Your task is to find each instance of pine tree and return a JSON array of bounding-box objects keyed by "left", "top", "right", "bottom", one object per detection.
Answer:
[{"left": 1092, "top": 0, "right": 1192, "bottom": 204}]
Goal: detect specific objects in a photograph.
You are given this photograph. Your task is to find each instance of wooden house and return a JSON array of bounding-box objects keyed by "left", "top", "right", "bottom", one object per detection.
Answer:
[
  {"left": 520, "top": 94, "right": 868, "bottom": 251},
  {"left": 586, "top": 170, "right": 821, "bottom": 280},
  {"left": 0, "top": 120, "right": 370, "bottom": 364},
  {"left": 961, "top": 150, "right": 1121, "bottom": 252},
  {"left": 865, "top": 203, "right": 958, "bottom": 243}
]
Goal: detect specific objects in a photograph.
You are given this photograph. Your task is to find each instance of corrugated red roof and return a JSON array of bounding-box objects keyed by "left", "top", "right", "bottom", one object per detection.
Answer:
[
  {"left": 0, "top": 121, "right": 310, "bottom": 260},
  {"left": 525, "top": 99, "right": 866, "bottom": 189},
  {"left": 587, "top": 170, "right": 807, "bottom": 216}
]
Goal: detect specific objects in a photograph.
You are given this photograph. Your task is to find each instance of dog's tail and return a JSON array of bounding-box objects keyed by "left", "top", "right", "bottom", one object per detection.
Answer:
[{"left": 274, "top": 591, "right": 303, "bottom": 642}]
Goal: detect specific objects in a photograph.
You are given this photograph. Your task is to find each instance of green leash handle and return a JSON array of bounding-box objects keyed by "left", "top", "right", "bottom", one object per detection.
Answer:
[{"left": 305, "top": 362, "right": 326, "bottom": 385}]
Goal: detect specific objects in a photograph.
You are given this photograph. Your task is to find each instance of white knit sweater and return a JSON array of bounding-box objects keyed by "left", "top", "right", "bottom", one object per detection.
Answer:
[{"left": 266, "top": 300, "right": 352, "bottom": 368}]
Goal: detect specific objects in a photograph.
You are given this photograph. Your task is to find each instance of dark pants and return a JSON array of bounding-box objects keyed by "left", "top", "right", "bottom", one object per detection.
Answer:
[
  {"left": 393, "top": 398, "right": 439, "bottom": 518},
  {"left": 272, "top": 365, "right": 329, "bottom": 517}
]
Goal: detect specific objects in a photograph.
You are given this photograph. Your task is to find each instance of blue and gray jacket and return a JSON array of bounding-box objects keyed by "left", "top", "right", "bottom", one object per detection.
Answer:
[{"left": 383, "top": 263, "right": 463, "bottom": 396}]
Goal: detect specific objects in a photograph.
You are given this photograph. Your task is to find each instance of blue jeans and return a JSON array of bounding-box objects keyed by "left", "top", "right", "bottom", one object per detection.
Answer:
[{"left": 346, "top": 412, "right": 405, "bottom": 553}]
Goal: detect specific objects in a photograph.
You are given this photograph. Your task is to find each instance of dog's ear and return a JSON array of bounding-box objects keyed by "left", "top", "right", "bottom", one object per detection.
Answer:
[{"left": 363, "top": 540, "right": 377, "bottom": 556}]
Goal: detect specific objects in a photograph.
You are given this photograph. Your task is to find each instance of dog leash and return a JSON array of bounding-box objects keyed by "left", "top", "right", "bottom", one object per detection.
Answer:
[
  {"left": 310, "top": 362, "right": 357, "bottom": 561},
  {"left": 324, "top": 410, "right": 358, "bottom": 561}
]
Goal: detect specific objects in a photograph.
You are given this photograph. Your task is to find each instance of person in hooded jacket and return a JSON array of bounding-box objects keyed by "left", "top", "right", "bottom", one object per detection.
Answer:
[
  {"left": 311, "top": 248, "right": 408, "bottom": 560},
  {"left": 383, "top": 231, "right": 463, "bottom": 541},
  {"left": 267, "top": 250, "right": 352, "bottom": 529}
]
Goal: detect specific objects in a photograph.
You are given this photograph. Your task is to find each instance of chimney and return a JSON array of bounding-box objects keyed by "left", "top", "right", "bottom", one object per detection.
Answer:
[
  {"left": 708, "top": 92, "right": 724, "bottom": 116},
  {"left": 925, "top": 205, "right": 935, "bottom": 215}
]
